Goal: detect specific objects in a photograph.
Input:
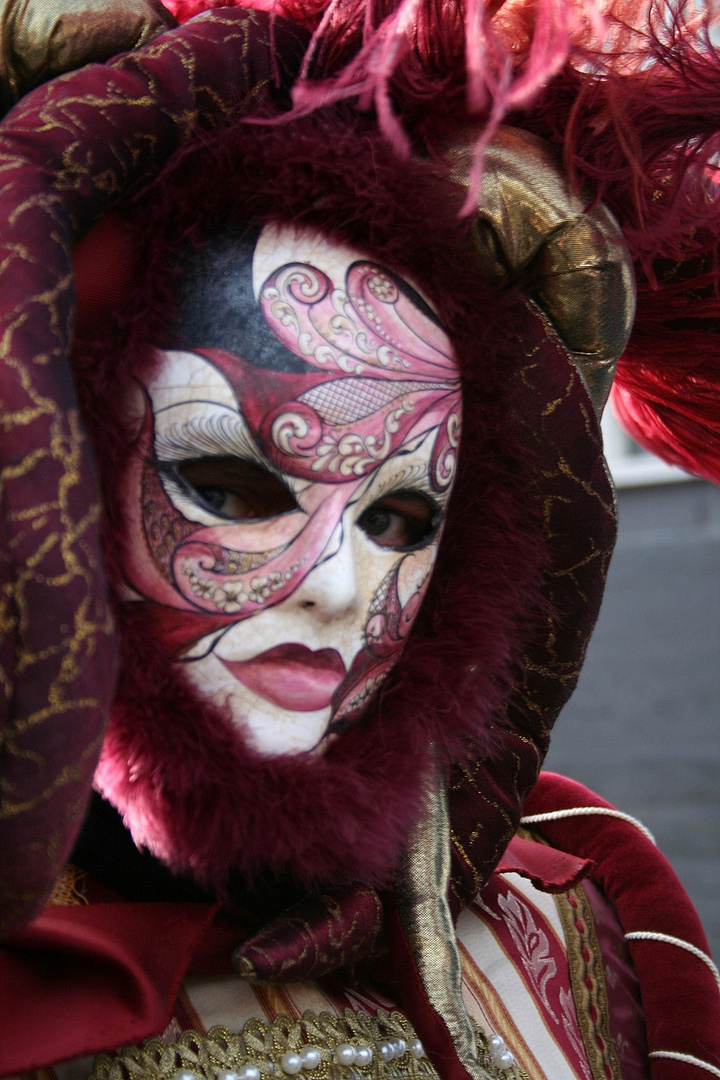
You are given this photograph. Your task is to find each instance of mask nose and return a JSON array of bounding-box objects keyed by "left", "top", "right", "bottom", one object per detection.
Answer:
[{"left": 292, "top": 525, "right": 361, "bottom": 621}]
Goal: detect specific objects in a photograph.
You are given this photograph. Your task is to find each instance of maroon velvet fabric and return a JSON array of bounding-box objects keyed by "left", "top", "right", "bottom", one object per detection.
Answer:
[
  {"left": 0, "top": 829, "right": 593, "bottom": 1076},
  {"left": 0, "top": 7, "right": 308, "bottom": 940},
  {"left": 232, "top": 834, "right": 591, "bottom": 984},
  {"left": 0, "top": 902, "right": 218, "bottom": 1075},
  {"left": 446, "top": 300, "right": 615, "bottom": 906},
  {"left": 495, "top": 835, "right": 592, "bottom": 892},
  {"left": 525, "top": 773, "right": 720, "bottom": 1080}
]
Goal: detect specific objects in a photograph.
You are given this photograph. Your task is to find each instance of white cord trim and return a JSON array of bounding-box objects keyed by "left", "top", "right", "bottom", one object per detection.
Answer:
[
  {"left": 649, "top": 1052, "right": 720, "bottom": 1078},
  {"left": 625, "top": 931, "right": 720, "bottom": 990},
  {"left": 520, "top": 806, "right": 656, "bottom": 844}
]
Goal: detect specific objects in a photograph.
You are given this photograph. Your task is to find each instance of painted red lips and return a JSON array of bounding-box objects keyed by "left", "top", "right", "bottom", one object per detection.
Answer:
[{"left": 219, "top": 643, "right": 347, "bottom": 712}]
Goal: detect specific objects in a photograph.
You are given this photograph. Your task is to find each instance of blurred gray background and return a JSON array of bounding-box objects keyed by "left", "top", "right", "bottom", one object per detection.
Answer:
[{"left": 544, "top": 459, "right": 720, "bottom": 962}]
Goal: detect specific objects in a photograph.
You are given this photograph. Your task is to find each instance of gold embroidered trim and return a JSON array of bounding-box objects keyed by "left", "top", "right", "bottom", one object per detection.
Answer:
[
  {"left": 89, "top": 1009, "right": 529, "bottom": 1080},
  {"left": 47, "top": 864, "right": 89, "bottom": 907},
  {"left": 555, "top": 886, "right": 622, "bottom": 1080}
]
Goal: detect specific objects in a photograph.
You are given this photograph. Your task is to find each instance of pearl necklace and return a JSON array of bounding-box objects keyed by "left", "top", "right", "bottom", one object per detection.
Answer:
[{"left": 89, "top": 1009, "right": 528, "bottom": 1080}]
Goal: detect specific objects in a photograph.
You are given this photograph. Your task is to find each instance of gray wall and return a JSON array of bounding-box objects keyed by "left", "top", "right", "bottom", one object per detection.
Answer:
[{"left": 544, "top": 479, "right": 720, "bottom": 960}]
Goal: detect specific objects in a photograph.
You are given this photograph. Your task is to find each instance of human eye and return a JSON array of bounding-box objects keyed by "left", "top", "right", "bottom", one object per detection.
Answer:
[
  {"left": 357, "top": 491, "right": 440, "bottom": 550},
  {"left": 172, "top": 456, "right": 298, "bottom": 521}
]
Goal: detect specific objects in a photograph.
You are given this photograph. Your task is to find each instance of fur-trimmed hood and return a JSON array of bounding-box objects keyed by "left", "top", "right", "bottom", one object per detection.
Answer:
[{"left": 71, "top": 112, "right": 615, "bottom": 895}]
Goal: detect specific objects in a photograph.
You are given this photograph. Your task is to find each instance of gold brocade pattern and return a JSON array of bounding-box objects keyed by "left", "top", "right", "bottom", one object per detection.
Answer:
[
  {"left": 448, "top": 298, "right": 616, "bottom": 918},
  {"left": 235, "top": 883, "right": 385, "bottom": 983},
  {"left": 443, "top": 126, "right": 636, "bottom": 416},
  {"left": 449, "top": 752, "right": 518, "bottom": 909},
  {"left": 0, "top": 0, "right": 175, "bottom": 112},
  {"left": 512, "top": 304, "right": 616, "bottom": 705},
  {"left": 89, "top": 1009, "right": 528, "bottom": 1080},
  {"left": 555, "top": 888, "right": 623, "bottom": 1080},
  {"left": 0, "top": 405, "right": 110, "bottom": 750}
]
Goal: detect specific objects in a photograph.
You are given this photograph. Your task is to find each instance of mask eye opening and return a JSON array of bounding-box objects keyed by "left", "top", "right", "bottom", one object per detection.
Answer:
[
  {"left": 357, "top": 489, "right": 441, "bottom": 552},
  {"left": 158, "top": 456, "right": 300, "bottom": 522}
]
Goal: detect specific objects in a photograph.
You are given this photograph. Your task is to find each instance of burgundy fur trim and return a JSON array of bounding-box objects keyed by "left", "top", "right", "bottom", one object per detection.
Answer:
[{"left": 75, "top": 115, "right": 561, "bottom": 891}]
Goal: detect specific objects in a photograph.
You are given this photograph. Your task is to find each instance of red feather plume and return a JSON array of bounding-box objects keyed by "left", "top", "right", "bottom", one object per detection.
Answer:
[{"left": 160, "top": 0, "right": 720, "bottom": 483}]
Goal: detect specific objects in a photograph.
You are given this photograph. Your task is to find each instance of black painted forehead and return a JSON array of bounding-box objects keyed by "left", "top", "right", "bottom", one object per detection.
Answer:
[
  {"left": 171, "top": 225, "right": 443, "bottom": 376},
  {"left": 173, "top": 226, "right": 314, "bottom": 375}
]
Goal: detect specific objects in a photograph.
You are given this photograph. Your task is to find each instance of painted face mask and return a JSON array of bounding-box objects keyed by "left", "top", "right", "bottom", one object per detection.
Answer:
[{"left": 119, "top": 223, "right": 462, "bottom": 756}]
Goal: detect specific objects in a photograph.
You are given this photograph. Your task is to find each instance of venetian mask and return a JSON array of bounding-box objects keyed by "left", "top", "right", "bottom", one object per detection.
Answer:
[{"left": 119, "top": 223, "right": 461, "bottom": 756}]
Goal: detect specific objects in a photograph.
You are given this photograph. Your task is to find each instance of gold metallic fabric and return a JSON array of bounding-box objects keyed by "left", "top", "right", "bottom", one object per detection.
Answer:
[
  {"left": 444, "top": 127, "right": 636, "bottom": 415},
  {"left": 395, "top": 765, "right": 528, "bottom": 1080},
  {"left": 0, "top": 0, "right": 175, "bottom": 112}
]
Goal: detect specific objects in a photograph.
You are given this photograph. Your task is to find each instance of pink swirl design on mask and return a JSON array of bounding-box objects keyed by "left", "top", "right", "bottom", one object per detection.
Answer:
[
  {"left": 431, "top": 403, "right": 462, "bottom": 491},
  {"left": 172, "top": 483, "right": 351, "bottom": 616},
  {"left": 346, "top": 262, "right": 455, "bottom": 372},
  {"left": 124, "top": 256, "right": 461, "bottom": 662},
  {"left": 128, "top": 401, "right": 360, "bottom": 624},
  {"left": 261, "top": 260, "right": 455, "bottom": 377},
  {"left": 252, "top": 259, "right": 461, "bottom": 484}
]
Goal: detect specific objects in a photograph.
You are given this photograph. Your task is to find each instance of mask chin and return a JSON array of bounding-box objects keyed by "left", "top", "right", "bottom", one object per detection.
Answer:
[{"left": 93, "top": 598, "right": 440, "bottom": 892}]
